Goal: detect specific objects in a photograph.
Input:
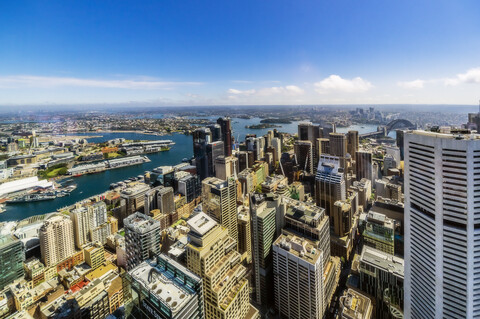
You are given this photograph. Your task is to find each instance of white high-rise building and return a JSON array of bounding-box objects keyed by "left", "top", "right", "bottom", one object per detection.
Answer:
[
  {"left": 273, "top": 233, "right": 325, "bottom": 319},
  {"left": 271, "top": 137, "right": 282, "bottom": 162},
  {"left": 405, "top": 130, "right": 480, "bottom": 318},
  {"left": 70, "top": 201, "right": 108, "bottom": 248},
  {"left": 39, "top": 215, "right": 75, "bottom": 267}
]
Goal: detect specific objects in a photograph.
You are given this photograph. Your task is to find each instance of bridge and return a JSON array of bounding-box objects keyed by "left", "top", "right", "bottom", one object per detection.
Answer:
[{"left": 360, "top": 119, "right": 416, "bottom": 139}]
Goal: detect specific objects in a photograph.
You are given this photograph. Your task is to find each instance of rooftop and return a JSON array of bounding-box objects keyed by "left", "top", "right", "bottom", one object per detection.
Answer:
[
  {"left": 187, "top": 212, "right": 217, "bottom": 236},
  {"left": 121, "top": 183, "right": 150, "bottom": 196},
  {"left": 407, "top": 129, "right": 480, "bottom": 140},
  {"left": 203, "top": 176, "right": 228, "bottom": 189},
  {"left": 0, "top": 234, "right": 17, "bottom": 247},
  {"left": 284, "top": 198, "right": 325, "bottom": 227},
  {"left": 365, "top": 211, "right": 395, "bottom": 229},
  {"left": 360, "top": 246, "right": 404, "bottom": 278},
  {"left": 339, "top": 288, "right": 372, "bottom": 319},
  {"left": 128, "top": 257, "right": 200, "bottom": 314},
  {"left": 274, "top": 233, "right": 322, "bottom": 264},
  {"left": 124, "top": 212, "right": 160, "bottom": 233},
  {"left": 85, "top": 263, "right": 117, "bottom": 281}
]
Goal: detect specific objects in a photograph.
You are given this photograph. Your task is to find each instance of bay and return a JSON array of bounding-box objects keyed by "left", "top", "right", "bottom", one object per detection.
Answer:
[{"left": 0, "top": 118, "right": 391, "bottom": 222}]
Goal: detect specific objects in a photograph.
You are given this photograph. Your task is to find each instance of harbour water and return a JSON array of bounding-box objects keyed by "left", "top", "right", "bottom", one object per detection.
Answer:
[
  {"left": 0, "top": 118, "right": 387, "bottom": 222},
  {"left": 0, "top": 132, "right": 193, "bottom": 222},
  {"left": 188, "top": 116, "right": 384, "bottom": 141}
]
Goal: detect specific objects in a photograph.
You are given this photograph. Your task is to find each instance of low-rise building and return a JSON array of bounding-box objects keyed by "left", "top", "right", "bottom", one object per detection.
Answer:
[
  {"left": 358, "top": 246, "right": 404, "bottom": 319},
  {"left": 83, "top": 243, "right": 105, "bottom": 270},
  {"left": 338, "top": 289, "right": 373, "bottom": 319},
  {"left": 127, "top": 254, "right": 204, "bottom": 319},
  {"left": 359, "top": 212, "right": 395, "bottom": 255}
]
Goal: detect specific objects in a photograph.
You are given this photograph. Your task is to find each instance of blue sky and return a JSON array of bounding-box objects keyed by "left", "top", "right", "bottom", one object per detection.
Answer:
[{"left": 1, "top": 0, "right": 480, "bottom": 106}]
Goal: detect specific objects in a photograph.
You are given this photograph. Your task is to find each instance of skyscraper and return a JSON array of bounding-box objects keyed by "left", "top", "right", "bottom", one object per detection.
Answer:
[
  {"left": 39, "top": 215, "right": 75, "bottom": 267},
  {"left": 294, "top": 140, "right": 314, "bottom": 174},
  {"left": 271, "top": 137, "right": 282, "bottom": 163},
  {"left": 250, "top": 193, "right": 279, "bottom": 306},
  {"left": 346, "top": 130, "right": 359, "bottom": 157},
  {"left": 315, "top": 138, "right": 330, "bottom": 159},
  {"left": 144, "top": 186, "right": 160, "bottom": 216},
  {"left": 158, "top": 186, "right": 175, "bottom": 215},
  {"left": 0, "top": 235, "right": 24, "bottom": 290},
  {"left": 298, "top": 121, "right": 320, "bottom": 143},
  {"left": 396, "top": 130, "right": 405, "bottom": 161},
  {"left": 246, "top": 136, "right": 265, "bottom": 161},
  {"left": 193, "top": 127, "right": 212, "bottom": 180},
  {"left": 214, "top": 155, "right": 238, "bottom": 180},
  {"left": 355, "top": 150, "right": 373, "bottom": 182},
  {"left": 404, "top": 130, "right": 480, "bottom": 318},
  {"left": 178, "top": 174, "right": 201, "bottom": 203},
  {"left": 207, "top": 141, "right": 225, "bottom": 177},
  {"left": 315, "top": 155, "right": 346, "bottom": 215},
  {"left": 236, "top": 151, "right": 250, "bottom": 171},
  {"left": 124, "top": 212, "right": 161, "bottom": 270},
  {"left": 329, "top": 132, "right": 347, "bottom": 158},
  {"left": 120, "top": 183, "right": 151, "bottom": 223},
  {"left": 332, "top": 200, "right": 352, "bottom": 237},
  {"left": 202, "top": 177, "right": 238, "bottom": 246},
  {"left": 186, "top": 212, "right": 259, "bottom": 319},
  {"left": 237, "top": 206, "right": 252, "bottom": 263},
  {"left": 298, "top": 122, "right": 321, "bottom": 167},
  {"left": 273, "top": 233, "right": 325, "bottom": 319},
  {"left": 71, "top": 201, "right": 108, "bottom": 248},
  {"left": 207, "top": 123, "right": 222, "bottom": 142},
  {"left": 217, "top": 117, "right": 233, "bottom": 157}
]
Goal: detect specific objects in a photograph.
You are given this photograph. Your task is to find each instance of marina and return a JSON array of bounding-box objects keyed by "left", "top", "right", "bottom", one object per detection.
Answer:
[
  {"left": 68, "top": 155, "right": 151, "bottom": 176},
  {"left": 0, "top": 132, "right": 193, "bottom": 222}
]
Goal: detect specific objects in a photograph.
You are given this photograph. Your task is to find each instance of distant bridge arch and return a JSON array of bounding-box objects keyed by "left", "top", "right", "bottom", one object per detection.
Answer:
[
  {"left": 359, "top": 119, "right": 417, "bottom": 139},
  {"left": 386, "top": 119, "right": 416, "bottom": 133}
]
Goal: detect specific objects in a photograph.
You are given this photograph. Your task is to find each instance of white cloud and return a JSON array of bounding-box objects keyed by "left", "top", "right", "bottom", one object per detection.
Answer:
[
  {"left": 227, "top": 88, "right": 256, "bottom": 95},
  {"left": 0, "top": 75, "right": 202, "bottom": 89},
  {"left": 397, "top": 79, "right": 425, "bottom": 89},
  {"left": 314, "top": 75, "right": 373, "bottom": 93},
  {"left": 444, "top": 67, "right": 480, "bottom": 86},
  {"left": 285, "top": 85, "right": 304, "bottom": 94},
  {"left": 228, "top": 85, "right": 304, "bottom": 97},
  {"left": 258, "top": 85, "right": 304, "bottom": 96}
]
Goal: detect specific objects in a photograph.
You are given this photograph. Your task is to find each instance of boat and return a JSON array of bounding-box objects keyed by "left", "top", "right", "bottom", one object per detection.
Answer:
[
  {"left": 0, "top": 204, "right": 5, "bottom": 213},
  {"left": 6, "top": 194, "right": 57, "bottom": 204},
  {"left": 64, "top": 184, "right": 77, "bottom": 192}
]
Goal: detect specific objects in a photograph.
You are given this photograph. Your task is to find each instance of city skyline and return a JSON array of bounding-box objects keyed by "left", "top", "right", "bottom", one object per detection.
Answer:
[
  {"left": 1, "top": 1, "right": 480, "bottom": 106},
  {"left": 0, "top": 1, "right": 479, "bottom": 318}
]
